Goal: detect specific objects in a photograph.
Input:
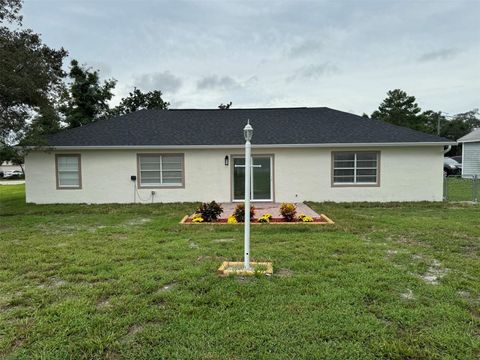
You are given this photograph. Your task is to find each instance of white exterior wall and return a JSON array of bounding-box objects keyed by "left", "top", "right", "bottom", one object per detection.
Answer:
[
  {"left": 25, "top": 146, "right": 444, "bottom": 204},
  {"left": 462, "top": 142, "right": 480, "bottom": 177}
]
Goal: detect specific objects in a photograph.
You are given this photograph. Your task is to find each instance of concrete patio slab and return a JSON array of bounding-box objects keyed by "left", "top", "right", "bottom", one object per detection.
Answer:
[{"left": 219, "top": 202, "right": 320, "bottom": 219}]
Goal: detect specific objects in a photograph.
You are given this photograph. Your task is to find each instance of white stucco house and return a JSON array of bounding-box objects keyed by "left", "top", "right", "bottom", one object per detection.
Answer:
[
  {"left": 24, "top": 107, "right": 454, "bottom": 204},
  {"left": 458, "top": 128, "right": 480, "bottom": 178}
]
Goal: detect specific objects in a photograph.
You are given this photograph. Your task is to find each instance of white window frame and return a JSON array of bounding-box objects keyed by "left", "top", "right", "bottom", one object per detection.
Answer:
[
  {"left": 137, "top": 153, "right": 185, "bottom": 189},
  {"left": 332, "top": 151, "right": 380, "bottom": 187},
  {"left": 55, "top": 154, "right": 82, "bottom": 190}
]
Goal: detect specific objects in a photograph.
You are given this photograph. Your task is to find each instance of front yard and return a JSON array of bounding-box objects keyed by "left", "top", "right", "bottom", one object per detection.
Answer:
[{"left": 0, "top": 185, "right": 479, "bottom": 359}]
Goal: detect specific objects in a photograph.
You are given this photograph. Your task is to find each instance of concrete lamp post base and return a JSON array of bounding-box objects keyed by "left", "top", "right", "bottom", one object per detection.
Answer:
[{"left": 218, "top": 261, "right": 273, "bottom": 276}]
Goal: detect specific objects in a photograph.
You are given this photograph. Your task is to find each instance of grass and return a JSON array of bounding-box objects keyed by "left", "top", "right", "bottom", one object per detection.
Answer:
[
  {"left": 0, "top": 184, "right": 479, "bottom": 359},
  {"left": 446, "top": 176, "right": 479, "bottom": 202}
]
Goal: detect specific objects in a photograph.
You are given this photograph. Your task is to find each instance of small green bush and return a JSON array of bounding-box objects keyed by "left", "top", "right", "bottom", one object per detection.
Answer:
[
  {"left": 233, "top": 203, "right": 256, "bottom": 222},
  {"left": 195, "top": 201, "right": 223, "bottom": 222},
  {"left": 280, "top": 203, "right": 297, "bottom": 222}
]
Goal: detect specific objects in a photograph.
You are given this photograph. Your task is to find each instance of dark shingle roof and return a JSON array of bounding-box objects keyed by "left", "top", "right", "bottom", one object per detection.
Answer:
[{"left": 47, "top": 107, "right": 452, "bottom": 146}]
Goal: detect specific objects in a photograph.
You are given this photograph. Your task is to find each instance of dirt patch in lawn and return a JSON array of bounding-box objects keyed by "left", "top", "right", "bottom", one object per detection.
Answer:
[
  {"left": 124, "top": 218, "right": 151, "bottom": 226},
  {"left": 276, "top": 268, "right": 294, "bottom": 277},
  {"left": 400, "top": 289, "right": 415, "bottom": 300},
  {"left": 96, "top": 298, "right": 111, "bottom": 309},
  {"left": 212, "top": 238, "right": 236, "bottom": 243},
  {"left": 160, "top": 282, "right": 176, "bottom": 291},
  {"left": 37, "top": 277, "right": 67, "bottom": 289},
  {"left": 420, "top": 259, "right": 449, "bottom": 285}
]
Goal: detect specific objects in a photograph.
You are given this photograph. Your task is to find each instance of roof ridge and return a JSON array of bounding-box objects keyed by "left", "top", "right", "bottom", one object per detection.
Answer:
[{"left": 167, "top": 107, "right": 319, "bottom": 111}]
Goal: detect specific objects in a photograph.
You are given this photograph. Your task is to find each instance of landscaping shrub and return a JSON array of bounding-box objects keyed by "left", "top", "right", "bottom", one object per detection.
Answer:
[
  {"left": 227, "top": 215, "right": 238, "bottom": 224},
  {"left": 191, "top": 213, "right": 204, "bottom": 223},
  {"left": 233, "top": 203, "right": 256, "bottom": 222},
  {"left": 195, "top": 201, "right": 223, "bottom": 222},
  {"left": 298, "top": 213, "right": 313, "bottom": 222},
  {"left": 280, "top": 203, "right": 297, "bottom": 222},
  {"left": 258, "top": 213, "right": 272, "bottom": 223}
]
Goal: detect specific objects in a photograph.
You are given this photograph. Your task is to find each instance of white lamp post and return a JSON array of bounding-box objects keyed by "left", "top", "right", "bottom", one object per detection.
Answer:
[{"left": 243, "top": 120, "right": 253, "bottom": 270}]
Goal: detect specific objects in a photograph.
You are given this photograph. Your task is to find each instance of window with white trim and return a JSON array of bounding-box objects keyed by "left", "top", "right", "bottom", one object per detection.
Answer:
[
  {"left": 56, "top": 155, "right": 81, "bottom": 189},
  {"left": 138, "top": 154, "right": 184, "bottom": 187},
  {"left": 332, "top": 151, "right": 379, "bottom": 185}
]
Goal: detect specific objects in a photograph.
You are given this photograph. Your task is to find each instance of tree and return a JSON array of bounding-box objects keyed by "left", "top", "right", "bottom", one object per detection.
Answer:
[
  {"left": 0, "top": 0, "right": 22, "bottom": 24},
  {"left": 0, "top": 0, "right": 66, "bottom": 144},
  {"left": 440, "top": 109, "right": 480, "bottom": 140},
  {"left": 22, "top": 103, "right": 62, "bottom": 145},
  {"left": 419, "top": 110, "right": 447, "bottom": 135},
  {"left": 0, "top": 143, "right": 24, "bottom": 173},
  {"left": 218, "top": 101, "right": 232, "bottom": 110},
  {"left": 60, "top": 60, "right": 116, "bottom": 128},
  {"left": 0, "top": 0, "right": 67, "bottom": 164},
  {"left": 371, "top": 89, "right": 425, "bottom": 131},
  {"left": 110, "top": 87, "right": 169, "bottom": 116}
]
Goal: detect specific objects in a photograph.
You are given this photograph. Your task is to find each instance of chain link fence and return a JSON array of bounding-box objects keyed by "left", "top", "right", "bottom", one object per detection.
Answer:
[{"left": 443, "top": 175, "right": 479, "bottom": 203}]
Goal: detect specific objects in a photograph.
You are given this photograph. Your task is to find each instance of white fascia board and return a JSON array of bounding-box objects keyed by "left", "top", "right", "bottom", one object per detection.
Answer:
[
  {"left": 26, "top": 141, "right": 456, "bottom": 150},
  {"left": 457, "top": 139, "right": 480, "bottom": 143}
]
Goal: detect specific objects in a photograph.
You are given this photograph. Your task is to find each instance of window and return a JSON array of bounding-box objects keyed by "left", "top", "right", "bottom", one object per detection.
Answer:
[
  {"left": 332, "top": 151, "right": 379, "bottom": 186},
  {"left": 56, "top": 154, "right": 81, "bottom": 189},
  {"left": 138, "top": 154, "right": 184, "bottom": 187}
]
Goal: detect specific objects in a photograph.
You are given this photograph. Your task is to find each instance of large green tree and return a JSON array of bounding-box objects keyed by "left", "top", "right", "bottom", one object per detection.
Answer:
[
  {"left": 110, "top": 87, "right": 169, "bottom": 116},
  {"left": 0, "top": 0, "right": 67, "bottom": 147},
  {"left": 60, "top": 60, "right": 116, "bottom": 128},
  {"left": 371, "top": 89, "right": 425, "bottom": 131},
  {"left": 440, "top": 109, "right": 480, "bottom": 140},
  {"left": 419, "top": 110, "right": 447, "bottom": 136}
]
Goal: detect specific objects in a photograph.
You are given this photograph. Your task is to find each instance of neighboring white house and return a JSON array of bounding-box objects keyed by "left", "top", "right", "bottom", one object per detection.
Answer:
[
  {"left": 24, "top": 107, "right": 454, "bottom": 204},
  {"left": 458, "top": 128, "right": 480, "bottom": 178}
]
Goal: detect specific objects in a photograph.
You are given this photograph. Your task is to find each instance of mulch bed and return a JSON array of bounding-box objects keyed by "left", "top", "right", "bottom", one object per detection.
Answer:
[{"left": 180, "top": 214, "right": 334, "bottom": 225}]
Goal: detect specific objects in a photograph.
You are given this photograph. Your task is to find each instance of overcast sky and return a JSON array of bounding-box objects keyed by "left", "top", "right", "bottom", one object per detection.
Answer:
[{"left": 23, "top": 0, "right": 479, "bottom": 115}]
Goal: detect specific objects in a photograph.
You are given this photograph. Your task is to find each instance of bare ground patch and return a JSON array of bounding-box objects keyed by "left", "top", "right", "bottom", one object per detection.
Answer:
[
  {"left": 96, "top": 298, "right": 111, "bottom": 309},
  {"left": 212, "top": 238, "right": 236, "bottom": 243},
  {"left": 37, "top": 277, "right": 67, "bottom": 289},
  {"left": 124, "top": 218, "right": 151, "bottom": 226},
  {"left": 400, "top": 289, "right": 415, "bottom": 300},
  {"left": 419, "top": 259, "right": 449, "bottom": 285},
  {"left": 160, "top": 281, "right": 176, "bottom": 291},
  {"left": 276, "top": 268, "right": 294, "bottom": 277}
]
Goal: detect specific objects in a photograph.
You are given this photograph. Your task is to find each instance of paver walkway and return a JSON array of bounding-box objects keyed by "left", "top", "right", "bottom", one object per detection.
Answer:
[{"left": 219, "top": 202, "right": 320, "bottom": 219}]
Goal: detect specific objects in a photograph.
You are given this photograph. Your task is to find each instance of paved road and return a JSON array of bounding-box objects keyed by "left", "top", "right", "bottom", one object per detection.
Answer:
[{"left": 0, "top": 180, "right": 25, "bottom": 185}]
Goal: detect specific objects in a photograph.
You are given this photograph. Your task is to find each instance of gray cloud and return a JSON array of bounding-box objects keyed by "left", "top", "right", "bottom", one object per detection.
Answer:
[
  {"left": 286, "top": 63, "right": 340, "bottom": 82},
  {"left": 24, "top": 0, "right": 479, "bottom": 114},
  {"left": 134, "top": 71, "right": 182, "bottom": 93},
  {"left": 288, "top": 39, "right": 323, "bottom": 58},
  {"left": 197, "top": 75, "right": 241, "bottom": 90},
  {"left": 418, "top": 48, "right": 458, "bottom": 62},
  {"left": 87, "top": 62, "right": 112, "bottom": 77}
]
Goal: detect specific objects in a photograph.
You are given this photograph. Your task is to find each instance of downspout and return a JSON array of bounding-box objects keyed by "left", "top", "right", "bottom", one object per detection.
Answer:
[{"left": 443, "top": 145, "right": 452, "bottom": 154}]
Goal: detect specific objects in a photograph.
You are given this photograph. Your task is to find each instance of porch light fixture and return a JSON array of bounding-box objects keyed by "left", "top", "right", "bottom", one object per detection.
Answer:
[
  {"left": 243, "top": 120, "right": 253, "bottom": 141},
  {"left": 224, "top": 155, "right": 229, "bottom": 166}
]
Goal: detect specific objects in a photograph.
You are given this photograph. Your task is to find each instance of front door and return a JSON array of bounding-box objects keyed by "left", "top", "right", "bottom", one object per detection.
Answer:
[{"left": 232, "top": 155, "right": 273, "bottom": 201}]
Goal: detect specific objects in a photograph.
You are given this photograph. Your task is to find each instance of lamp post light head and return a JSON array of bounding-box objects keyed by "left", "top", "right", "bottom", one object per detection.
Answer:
[{"left": 243, "top": 120, "right": 253, "bottom": 142}]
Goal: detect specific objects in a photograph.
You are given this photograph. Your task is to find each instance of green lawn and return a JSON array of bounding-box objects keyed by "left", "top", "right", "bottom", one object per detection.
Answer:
[
  {"left": 0, "top": 185, "right": 479, "bottom": 359},
  {"left": 446, "top": 177, "right": 478, "bottom": 202}
]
